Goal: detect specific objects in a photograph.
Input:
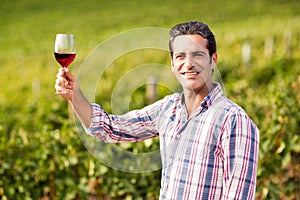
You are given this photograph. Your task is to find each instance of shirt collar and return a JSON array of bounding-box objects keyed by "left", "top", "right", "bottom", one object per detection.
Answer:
[
  {"left": 203, "top": 82, "right": 224, "bottom": 108},
  {"left": 180, "top": 82, "right": 224, "bottom": 112}
]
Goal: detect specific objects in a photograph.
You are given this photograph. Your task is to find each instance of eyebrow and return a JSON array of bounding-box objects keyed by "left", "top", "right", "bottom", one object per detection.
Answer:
[
  {"left": 174, "top": 51, "right": 206, "bottom": 56},
  {"left": 192, "top": 51, "right": 206, "bottom": 55}
]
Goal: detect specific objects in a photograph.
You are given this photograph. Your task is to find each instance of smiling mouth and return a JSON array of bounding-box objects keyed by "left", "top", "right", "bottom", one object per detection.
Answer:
[{"left": 181, "top": 72, "right": 200, "bottom": 75}]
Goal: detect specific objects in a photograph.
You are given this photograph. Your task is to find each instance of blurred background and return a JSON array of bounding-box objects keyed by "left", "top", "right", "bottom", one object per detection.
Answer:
[{"left": 0, "top": 0, "right": 299, "bottom": 199}]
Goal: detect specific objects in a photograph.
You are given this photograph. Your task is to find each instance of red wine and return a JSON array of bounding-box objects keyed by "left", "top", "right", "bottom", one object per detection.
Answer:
[{"left": 54, "top": 52, "right": 76, "bottom": 68}]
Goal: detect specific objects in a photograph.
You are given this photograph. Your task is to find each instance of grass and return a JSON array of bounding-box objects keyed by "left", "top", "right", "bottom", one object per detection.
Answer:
[
  {"left": 0, "top": 0, "right": 299, "bottom": 112},
  {"left": 0, "top": 0, "right": 299, "bottom": 123}
]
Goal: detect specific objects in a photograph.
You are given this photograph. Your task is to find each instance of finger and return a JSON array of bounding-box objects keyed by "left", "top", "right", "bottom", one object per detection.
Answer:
[
  {"left": 59, "top": 67, "right": 67, "bottom": 73},
  {"left": 56, "top": 70, "right": 66, "bottom": 78},
  {"left": 64, "top": 69, "right": 76, "bottom": 82},
  {"left": 55, "top": 78, "right": 63, "bottom": 86},
  {"left": 55, "top": 81, "right": 63, "bottom": 91},
  {"left": 57, "top": 68, "right": 75, "bottom": 82},
  {"left": 55, "top": 80, "right": 64, "bottom": 90},
  {"left": 56, "top": 72, "right": 64, "bottom": 79},
  {"left": 55, "top": 75, "right": 67, "bottom": 85},
  {"left": 56, "top": 78, "right": 71, "bottom": 91},
  {"left": 58, "top": 67, "right": 66, "bottom": 75}
]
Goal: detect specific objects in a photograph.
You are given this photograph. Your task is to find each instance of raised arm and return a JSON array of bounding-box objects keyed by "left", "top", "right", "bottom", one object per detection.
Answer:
[{"left": 55, "top": 68, "right": 92, "bottom": 128}]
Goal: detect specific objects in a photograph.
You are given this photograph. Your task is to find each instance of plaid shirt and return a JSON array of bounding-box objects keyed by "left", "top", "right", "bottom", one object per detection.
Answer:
[{"left": 86, "top": 83, "right": 259, "bottom": 199}]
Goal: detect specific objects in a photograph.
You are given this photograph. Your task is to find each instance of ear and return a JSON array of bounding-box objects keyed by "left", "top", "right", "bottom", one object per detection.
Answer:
[
  {"left": 171, "top": 60, "right": 175, "bottom": 72},
  {"left": 211, "top": 53, "right": 218, "bottom": 69}
]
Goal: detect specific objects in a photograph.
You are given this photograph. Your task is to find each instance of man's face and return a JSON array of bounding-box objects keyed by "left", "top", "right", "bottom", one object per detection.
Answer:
[{"left": 171, "top": 34, "right": 217, "bottom": 93}]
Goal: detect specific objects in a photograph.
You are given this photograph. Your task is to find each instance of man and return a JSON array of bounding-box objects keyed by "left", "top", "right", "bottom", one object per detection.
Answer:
[{"left": 55, "top": 21, "right": 259, "bottom": 199}]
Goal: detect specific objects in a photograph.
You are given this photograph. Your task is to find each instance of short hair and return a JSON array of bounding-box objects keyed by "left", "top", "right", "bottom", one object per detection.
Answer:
[{"left": 169, "top": 21, "right": 217, "bottom": 57}]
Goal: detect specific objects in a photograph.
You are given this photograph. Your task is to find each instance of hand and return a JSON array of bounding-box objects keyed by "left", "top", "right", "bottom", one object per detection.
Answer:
[
  {"left": 55, "top": 68, "right": 92, "bottom": 127},
  {"left": 55, "top": 68, "right": 78, "bottom": 101}
]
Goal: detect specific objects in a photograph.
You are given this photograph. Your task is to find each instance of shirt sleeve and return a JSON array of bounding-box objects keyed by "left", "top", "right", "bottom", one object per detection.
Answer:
[
  {"left": 84, "top": 98, "right": 166, "bottom": 143},
  {"left": 221, "top": 110, "right": 260, "bottom": 200}
]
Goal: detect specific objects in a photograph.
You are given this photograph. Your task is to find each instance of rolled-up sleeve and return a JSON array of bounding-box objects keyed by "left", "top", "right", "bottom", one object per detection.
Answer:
[{"left": 85, "top": 101, "right": 163, "bottom": 143}]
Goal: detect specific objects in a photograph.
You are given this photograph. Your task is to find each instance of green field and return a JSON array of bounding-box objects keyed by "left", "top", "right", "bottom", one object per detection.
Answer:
[{"left": 1, "top": 0, "right": 300, "bottom": 199}]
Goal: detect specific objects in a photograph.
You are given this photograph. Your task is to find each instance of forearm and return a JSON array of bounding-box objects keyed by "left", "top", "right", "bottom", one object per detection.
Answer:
[
  {"left": 69, "top": 89, "right": 92, "bottom": 128},
  {"left": 86, "top": 98, "right": 164, "bottom": 142}
]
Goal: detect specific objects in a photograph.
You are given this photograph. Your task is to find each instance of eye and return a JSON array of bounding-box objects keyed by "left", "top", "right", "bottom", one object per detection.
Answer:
[
  {"left": 174, "top": 53, "right": 185, "bottom": 60},
  {"left": 193, "top": 51, "right": 205, "bottom": 57}
]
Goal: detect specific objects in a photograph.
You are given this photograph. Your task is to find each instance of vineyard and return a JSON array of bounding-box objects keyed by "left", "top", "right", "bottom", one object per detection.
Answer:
[{"left": 1, "top": 0, "right": 300, "bottom": 199}]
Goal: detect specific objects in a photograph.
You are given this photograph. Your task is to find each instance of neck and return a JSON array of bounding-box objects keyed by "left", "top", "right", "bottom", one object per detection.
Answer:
[{"left": 183, "top": 83, "right": 214, "bottom": 118}]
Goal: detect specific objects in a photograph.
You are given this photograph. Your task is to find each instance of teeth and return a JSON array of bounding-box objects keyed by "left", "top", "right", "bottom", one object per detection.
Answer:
[{"left": 182, "top": 72, "right": 199, "bottom": 75}]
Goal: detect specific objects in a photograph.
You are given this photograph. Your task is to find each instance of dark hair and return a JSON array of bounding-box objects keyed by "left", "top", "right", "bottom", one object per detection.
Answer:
[{"left": 169, "top": 21, "right": 217, "bottom": 57}]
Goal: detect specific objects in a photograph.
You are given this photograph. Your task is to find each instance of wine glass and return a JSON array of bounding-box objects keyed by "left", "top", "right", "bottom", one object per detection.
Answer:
[{"left": 54, "top": 34, "right": 76, "bottom": 94}]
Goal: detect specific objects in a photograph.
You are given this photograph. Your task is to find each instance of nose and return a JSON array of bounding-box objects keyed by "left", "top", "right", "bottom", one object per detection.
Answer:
[{"left": 184, "top": 55, "right": 195, "bottom": 69}]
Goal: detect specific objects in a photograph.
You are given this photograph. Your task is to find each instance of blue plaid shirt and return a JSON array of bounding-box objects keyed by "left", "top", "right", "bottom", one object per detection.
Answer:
[{"left": 86, "top": 83, "right": 259, "bottom": 199}]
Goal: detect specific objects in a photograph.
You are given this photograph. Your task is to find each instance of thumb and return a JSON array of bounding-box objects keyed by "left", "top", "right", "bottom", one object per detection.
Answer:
[{"left": 64, "top": 68, "right": 76, "bottom": 82}]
